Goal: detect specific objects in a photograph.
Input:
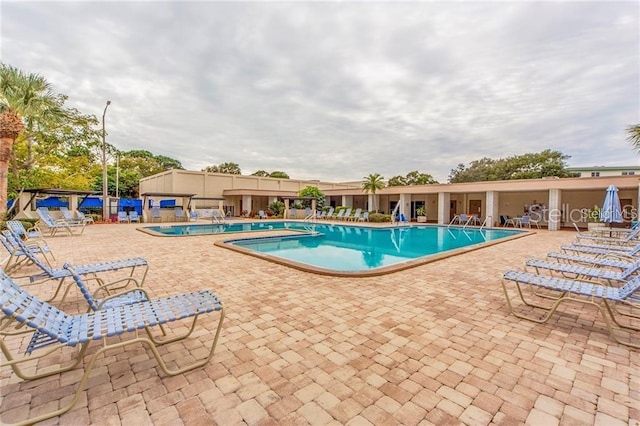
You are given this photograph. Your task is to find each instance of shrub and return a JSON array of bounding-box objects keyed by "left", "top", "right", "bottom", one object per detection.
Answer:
[{"left": 368, "top": 212, "right": 391, "bottom": 223}]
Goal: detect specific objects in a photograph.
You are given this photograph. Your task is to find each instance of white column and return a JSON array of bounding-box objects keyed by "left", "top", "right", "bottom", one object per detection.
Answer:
[
  {"left": 242, "top": 195, "right": 252, "bottom": 214},
  {"left": 268, "top": 196, "right": 278, "bottom": 205},
  {"left": 438, "top": 192, "right": 450, "bottom": 225},
  {"left": 548, "top": 188, "right": 561, "bottom": 231},
  {"left": 399, "top": 194, "right": 411, "bottom": 218},
  {"left": 368, "top": 194, "right": 379, "bottom": 212},
  {"left": 485, "top": 191, "right": 499, "bottom": 227},
  {"left": 342, "top": 195, "right": 353, "bottom": 207}
]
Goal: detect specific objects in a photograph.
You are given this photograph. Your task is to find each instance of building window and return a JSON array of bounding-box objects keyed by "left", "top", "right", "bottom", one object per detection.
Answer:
[
  {"left": 591, "top": 171, "right": 600, "bottom": 177},
  {"left": 622, "top": 171, "right": 635, "bottom": 176}
]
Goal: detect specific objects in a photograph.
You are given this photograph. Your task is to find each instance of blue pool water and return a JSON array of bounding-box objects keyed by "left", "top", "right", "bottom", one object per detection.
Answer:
[
  {"left": 143, "top": 221, "right": 525, "bottom": 274},
  {"left": 143, "top": 221, "right": 293, "bottom": 236},
  {"left": 221, "top": 222, "right": 525, "bottom": 274}
]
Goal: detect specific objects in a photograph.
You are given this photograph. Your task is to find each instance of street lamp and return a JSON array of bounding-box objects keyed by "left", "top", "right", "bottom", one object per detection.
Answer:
[{"left": 102, "top": 100, "right": 111, "bottom": 221}]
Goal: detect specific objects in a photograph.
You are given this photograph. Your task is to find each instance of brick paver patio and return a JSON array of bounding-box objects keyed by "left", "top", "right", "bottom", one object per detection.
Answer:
[{"left": 1, "top": 221, "right": 638, "bottom": 425}]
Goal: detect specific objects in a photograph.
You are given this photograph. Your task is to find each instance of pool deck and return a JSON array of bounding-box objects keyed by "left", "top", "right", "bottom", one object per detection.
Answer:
[{"left": 1, "top": 220, "right": 638, "bottom": 425}]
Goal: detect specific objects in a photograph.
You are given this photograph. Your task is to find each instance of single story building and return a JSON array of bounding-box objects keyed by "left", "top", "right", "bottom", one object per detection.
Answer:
[{"left": 140, "top": 170, "right": 640, "bottom": 231}]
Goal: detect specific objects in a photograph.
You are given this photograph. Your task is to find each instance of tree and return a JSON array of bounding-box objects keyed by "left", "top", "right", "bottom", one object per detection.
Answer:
[
  {"left": 298, "top": 186, "right": 325, "bottom": 210},
  {"left": 202, "top": 162, "right": 241, "bottom": 174},
  {"left": 251, "top": 170, "right": 269, "bottom": 177},
  {"left": 449, "top": 150, "right": 577, "bottom": 183},
  {"left": 362, "top": 173, "right": 385, "bottom": 211},
  {"left": 269, "top": 171, "right": 289, "bottom": 179},
  {"left": 0, "top": 64, "right": 65, "bottom": 216},
  {"left": 387, "top": 175, "right": 407, "bottom": 187},
  {"left": 388, "top": 171, "right": 438, "bottom": 186},
  {"left": 93, "top": 150, "right": 183, "bottom": 197},
  {"left": 627, "top": 124, "right": 640, "bottom": 152}
]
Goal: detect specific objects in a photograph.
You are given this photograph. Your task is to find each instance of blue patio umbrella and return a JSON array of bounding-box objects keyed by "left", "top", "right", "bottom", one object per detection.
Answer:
[{"left": 600, "top": 185, "right": 623, "bottom": 223}]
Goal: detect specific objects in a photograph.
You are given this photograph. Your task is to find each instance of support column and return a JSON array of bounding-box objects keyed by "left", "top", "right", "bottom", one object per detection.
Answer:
[
  {"left": 438, "top": 192, "right": 450, "bottom": 225},
  {"left": 485, "top": 191, "right": 499, "bottom": 227},
  {"left": 284, "top": 199, "right": 290, "bottom": 219},
  {"left": 242, "top": 195, "right": 252, "bottom": 215},
  {"left": 548, "top": 188, "right": 561, "bottom": 231},
  {"left": 399, "top": 194, "right": 411, "bottom": 218},
  {"left": 342, "top": 195, "right": 353, "bottom": 207},
  {"left": 368, "top": 194, "right": 379, "bottom": 212}
]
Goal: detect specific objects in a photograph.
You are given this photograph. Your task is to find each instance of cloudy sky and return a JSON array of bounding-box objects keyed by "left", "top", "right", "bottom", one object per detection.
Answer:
[{"left": 1, "top": 1, "right": 638, "bottom": 182}]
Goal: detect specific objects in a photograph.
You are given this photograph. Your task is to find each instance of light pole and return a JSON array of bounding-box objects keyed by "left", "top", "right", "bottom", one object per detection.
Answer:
[{"left": 102, "top": 100, "right": 111, "bottom": 221}]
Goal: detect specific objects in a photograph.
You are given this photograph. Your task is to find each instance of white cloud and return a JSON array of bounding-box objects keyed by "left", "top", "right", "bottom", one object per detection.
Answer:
[{"left": 2, "top": 1, "right": 638, "bottom": 182}]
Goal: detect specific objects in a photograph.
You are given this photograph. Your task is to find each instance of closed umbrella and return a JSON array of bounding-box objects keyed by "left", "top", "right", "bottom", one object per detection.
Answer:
[{"left": 600, "top": 185, "right": 623, "bottom": 224}]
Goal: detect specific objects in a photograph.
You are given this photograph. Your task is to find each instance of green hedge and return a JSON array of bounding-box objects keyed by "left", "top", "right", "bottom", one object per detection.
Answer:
[{"left": 368, "top": 212, "right": 391, "bottom": 223}]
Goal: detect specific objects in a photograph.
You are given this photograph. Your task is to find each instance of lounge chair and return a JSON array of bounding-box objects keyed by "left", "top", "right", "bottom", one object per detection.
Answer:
[
  {"left": 546, "top": 252, "right": 636, "bottom": 270},
  {"left": 117, "top": 211, "right": 129, "bottom": 223},
  {"left": 340, "top": 208, "right": 352, "bottom": 221},
  {"left": 572, "top": 222, "right": 640, "bottom": 245},
  {"left": 36, "top": 207, "right": 85, "bottom": 236},
  {"left": 349, "top": 208, "right": 362, "bottom": 222},
  {"left": 258, "top": 210, "right": 267, "bottom": 219},
  {"left": 212, "top": 209, "right": 227, "bottom": 224},
  {"left": 323, "top": 207, "right": 335, "bottom": 220},
  {"left": 174, "top": 207, "right": 188, "bottom": 222},
  {"left": 76, "top": 210, "right": 94, "bottom": 224},
  {"left": 0, "top": 232, "right": 55, "bottom": 273},
  {"left": 501, "top": 269, "right": 640, "bottom": 348},
  {"left": 0, "top": 269, "right": 225, "bottom": 425},
  {"left": 524, "top": 257, "right": 640, "bottom": 286},
  {"left": 316, "top": 210, "right": 326, "bottom": 220},
  {"left": 358, "top": 211, "right": 369, "bottom": 222},
  {"left": 333, "top": 209, "right": 345, "bottom": 221},
  {"left": 60, "top": 206, "right": 84, "bottom": 225},
  {"left": 561, "top": 243, "right": 640, "bottom": 258},
  {"left": 6, "top": 220, "right": 45, "bottom": 242},
  {"left": 128, "top": 210, "right": 141, "bottom": 223},
  {"left": 4, "top": 229, "right": 148, "bottom": 303},
  {"left": 151, "top": 206, "right": 162, "bottom": 222}
]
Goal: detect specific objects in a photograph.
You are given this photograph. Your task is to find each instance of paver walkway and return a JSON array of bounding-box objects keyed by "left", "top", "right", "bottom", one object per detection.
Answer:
[{"left": 1, "top": 222, "right": 638, "bottom": 425}]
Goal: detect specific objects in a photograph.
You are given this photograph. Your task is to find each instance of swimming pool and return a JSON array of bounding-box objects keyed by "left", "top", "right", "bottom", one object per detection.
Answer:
[{"left": 216, "top": 223, "right": 528, "bottom": 276}]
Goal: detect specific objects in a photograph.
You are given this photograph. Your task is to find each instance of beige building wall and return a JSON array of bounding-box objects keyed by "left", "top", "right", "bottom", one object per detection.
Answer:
[{"left": 139, "top": 170, "right": 640, "bottom": 229}]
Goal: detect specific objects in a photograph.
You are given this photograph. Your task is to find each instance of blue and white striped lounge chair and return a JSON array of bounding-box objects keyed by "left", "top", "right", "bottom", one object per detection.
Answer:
[
  {"left": 524, "top": 257, "right": 640, "bottom": 286},
  {"left": 316, "top": 210, "right": 326, "bottom": 220},
  {"left": 151, "top": 206, "right": 162, "bottom": 222},
  {"left": 349, "top": 208, "right": 362, "bottom": 221},
  {"left": 4, "top": 229, "right": 149, "bottom": 303},
  {"left": 6, "top": 220, "right": 46, "bottom": 242},
  {"left": 560, "top": 242, "right": 640, "bottom": 258},
  {"left": 128, "top": 210, "right": 141, "bottom": 222},
  {"left": 60, "top": 207, "right": 84, "bottom": 225},
  {"left": 117, "top": 211, "right": 129, "bottom": 223},
  {"left": 0, "top": 269, "right": 224, "bottom": 425},
  {"left": 174, "top": 207, "right": 188, "bottom": 222},
  {"left": 323, "top": 207, "right": 334, "bottom": 220},
  {"left": 501, "top": 270, "right": 640, "bottom": 348},
  {"left": 36, "top": 207, "right": 85, "bottom": 236},
  {"left": 546, "top": 252, "right": 636, "bottom": 270},
  {"left": 76, "top": 210, "right": 94, "bottom": 224},
  {"left": 573, "top": 222, "right": 640, "bottom": 245},
  {"left": 0, "top": 232, "right": 55, "bottom": 273}
]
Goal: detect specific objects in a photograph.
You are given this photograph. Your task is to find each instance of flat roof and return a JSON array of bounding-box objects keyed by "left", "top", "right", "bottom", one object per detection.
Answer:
[
  {"left": 140, "top": 192, "right": 197, "bottom": 197},
  {"left": 22, "top": 188, "right": 101, "bottom": 196}
]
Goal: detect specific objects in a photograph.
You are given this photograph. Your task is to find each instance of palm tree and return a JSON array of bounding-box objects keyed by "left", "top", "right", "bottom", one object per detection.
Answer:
[
  {"left": 362, "top": 173, "right": 385, "bottom": 212},
  {"left": 627, "top": 124, "right": 640, "bottom": 152},
  {"left": 0, "top": 64, "right": 62, "bottom": 216}
]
